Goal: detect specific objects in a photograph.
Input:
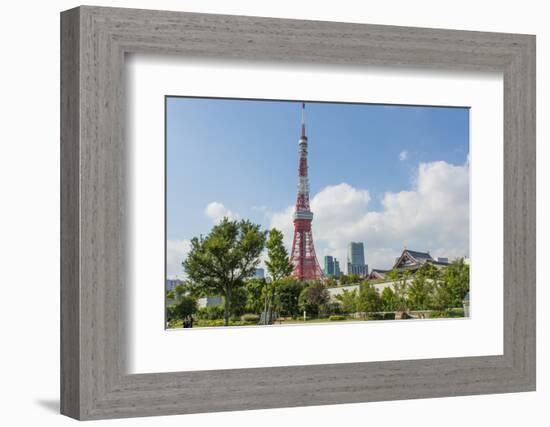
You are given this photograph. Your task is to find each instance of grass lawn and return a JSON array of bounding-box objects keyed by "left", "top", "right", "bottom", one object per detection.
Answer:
[
  {"left": 167, "top": 309, "right": 465, "bottom": 329},
  {"left": 169, "top": 316, "right": 381, "bottom": 329}
]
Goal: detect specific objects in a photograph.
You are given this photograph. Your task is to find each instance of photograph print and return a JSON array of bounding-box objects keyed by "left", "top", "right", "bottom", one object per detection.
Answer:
[{"left": 165, "top": 97, "right": 470, "bottom": 329}]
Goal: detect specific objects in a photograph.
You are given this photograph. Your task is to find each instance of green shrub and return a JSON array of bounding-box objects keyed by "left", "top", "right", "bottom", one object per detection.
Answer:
[
  {"left": 241, "top": 313, "right": 260, "bottom": 323},
  {"left": 166, "top": 295, "right": 197, "bottom": 322},
  {"left": 329, "top": 315, "right": 346, "bottom": 321},
  {"left": 196, "top": 304, "right": 225, "bottom": 320},
  {"left": 194, "top": 318, "right": 264, "bottom": 327},
  {"left": 382, "top": 312, "right": 396, "bottom": 320},
  {"left": 195, "top": 319, "right": 225, "bottom": 327}
]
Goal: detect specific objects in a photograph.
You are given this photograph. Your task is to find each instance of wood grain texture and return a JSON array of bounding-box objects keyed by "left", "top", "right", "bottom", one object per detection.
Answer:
[
  {"left": 60, "top": 5, "right": 536, "bottom": 420},
  {"left": 60, "top": 7, "right": 80, "bottom": 419}
]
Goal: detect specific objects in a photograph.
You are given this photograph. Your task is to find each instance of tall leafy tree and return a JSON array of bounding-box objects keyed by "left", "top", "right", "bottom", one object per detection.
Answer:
[
  {"left": 387, "top": 268, "right": 410, "bottom": 311},
  {"left": 264, "top": 228, "right": 293, "bottom": 323},
  {"left": 273, "top": 278, "right": 304, "bottom": 317},
  {"left": 380, "top": 287, "right": 399, "bottom": 312},
  {"left": 442, "top": 258, "right": 470, "bottom": 307},
  {"left": 430, "top": 282, "right": 452, "bottom": 310},
  {"left": 243, "top": 278, "right": 266, "bottom": 314},
  {"left": 183, "top": 218, "right": 266, "bottom": 326},
  {"left": 426, "top": 259, "right": 469, "bottom": 311},
  {"left": 299, "top": 282, "right": 329, "bottom": 318},
  {"left": 357, "top": 283, "right": 381, "bottom": 317},
  {"left": 407, "top": 275, "right": 433, "bottom": 310},
  {"left": 265, "top": 228, "right": 293, "bottom": 281},
  {"left": 336, "top": 288, "right": 358, "bottom": 315}
]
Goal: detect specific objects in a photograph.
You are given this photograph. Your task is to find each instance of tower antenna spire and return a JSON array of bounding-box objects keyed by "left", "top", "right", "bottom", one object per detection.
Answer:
[{"left": 301, "top": 102, "right": 306, "bottom": 138}]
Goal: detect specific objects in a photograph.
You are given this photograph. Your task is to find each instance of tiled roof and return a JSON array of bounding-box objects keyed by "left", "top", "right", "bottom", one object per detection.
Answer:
[{"left": 405, "top": 250, "right": 434, "bottom": 262}]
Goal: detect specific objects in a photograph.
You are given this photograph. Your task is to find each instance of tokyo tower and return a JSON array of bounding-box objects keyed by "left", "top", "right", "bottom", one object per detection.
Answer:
[{"left": 290, "top": 103, "right": 324, "bottom": 281}]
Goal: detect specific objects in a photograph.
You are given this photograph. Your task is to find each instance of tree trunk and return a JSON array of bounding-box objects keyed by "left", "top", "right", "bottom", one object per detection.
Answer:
[
  {"left": 224, "top": 291, "right": 230, "bottom": 327},
  {"left": 263, "top": 283, "right": 269, "bottom": 325}
]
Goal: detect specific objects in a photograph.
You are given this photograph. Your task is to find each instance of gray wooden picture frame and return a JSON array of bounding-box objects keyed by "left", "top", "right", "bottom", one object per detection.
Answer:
[{"left": 60, "top": 5, "right": 536, "bottom": 421}]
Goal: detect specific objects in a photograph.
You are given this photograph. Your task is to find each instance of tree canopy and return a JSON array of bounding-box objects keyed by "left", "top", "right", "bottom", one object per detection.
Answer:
[
  {"left": 357, "top": 283, "right": 381, "bottom": 316},
  {"left": 183, "top": 218, "right": 266, "bottom": 326},
  {"left": 265, "top": 228, "right": 293, "bottom": 282},
  {"left": 299, "top": 282, "right": 329, "bottom": 317},
  {"left": 262, "top": 228, "right": 294, "bottom": 323}
]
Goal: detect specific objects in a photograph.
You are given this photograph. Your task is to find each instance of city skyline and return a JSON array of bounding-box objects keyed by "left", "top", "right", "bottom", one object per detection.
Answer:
[{"left": 166, "top": 97, "right": 469, "bottom": 279}]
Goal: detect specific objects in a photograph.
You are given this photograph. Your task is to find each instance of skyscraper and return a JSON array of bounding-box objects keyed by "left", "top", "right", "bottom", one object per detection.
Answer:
[
  {"left": 347, "top": 242, "right": 368, "bottom": 276},
  {"left": 334, "top": 259, "right": 341, "bottom": 278},
  {"left": 290, "top": 103, "right": 323, "bottom": 280},
  {"left": 324, "top": 256, "right": 334, "bottom": 276},
  {"left": 323, "top": 256, "right": 342, "bottom": 278}
]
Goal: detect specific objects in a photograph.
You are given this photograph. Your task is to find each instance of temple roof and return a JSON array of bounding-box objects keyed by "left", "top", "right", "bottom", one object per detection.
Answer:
[
  {"left": 392, "top": 249, "right": 434, "bottom": 270},
  {"left": 405, "top": 250, "right": 433, "bottom": 262},
  {"left": 368, "top": 269, "right": 389, "bottom": 279}
]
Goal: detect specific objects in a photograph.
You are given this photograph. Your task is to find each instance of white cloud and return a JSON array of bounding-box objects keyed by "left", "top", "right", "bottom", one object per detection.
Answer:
[
  {"left": 204, "top": 201, "right": 238, "bottom": 224},
  {"left": 166, "top": 239, "right": 191, "bottom": 279},
  {"left": 269, "top": 160, "right": 469, "bottom": 270},
  {"left": 399, "top": 150, "right": 408, "bottom": 161}
]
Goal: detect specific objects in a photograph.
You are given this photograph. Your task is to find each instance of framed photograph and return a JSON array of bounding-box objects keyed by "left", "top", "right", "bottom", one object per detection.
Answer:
[
  {"left": 163, "top": 97, "right": 471, "bottom": 332},
  {"left": 61, "top": 6, "right": 535, "bottom": 420}
]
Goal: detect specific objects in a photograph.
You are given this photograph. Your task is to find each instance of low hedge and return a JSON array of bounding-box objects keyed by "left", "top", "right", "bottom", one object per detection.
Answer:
[
  {"left": 329, "top": 315, "right": 346, "bottom": 321},
  {"left": 195, "top": 319, "right": 263, "bottom": 327},
  {"left": 195, "top": 319, "right": 225, "bottom": 327}
]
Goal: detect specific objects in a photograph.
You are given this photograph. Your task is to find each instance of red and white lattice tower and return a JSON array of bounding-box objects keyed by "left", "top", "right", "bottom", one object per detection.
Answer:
[{"left": 290, "top": 103, "right": 324, "bottom": 281}]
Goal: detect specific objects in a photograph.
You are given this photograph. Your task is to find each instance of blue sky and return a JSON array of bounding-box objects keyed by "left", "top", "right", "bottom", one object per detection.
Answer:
[{"left": 166, "top": 97, "right": 470, "bottom": 278}]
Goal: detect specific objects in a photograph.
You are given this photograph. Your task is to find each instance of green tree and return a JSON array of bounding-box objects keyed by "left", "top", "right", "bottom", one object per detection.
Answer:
[
  {"left": 263, "top": 228, "right": 293, "bottom": 323},
  {"left": 167, "top": 295, "right": 197, "bottom": 324},
  {"left": 227, "top": 286, "right": 248, "bottom": 318},
  {"left": 335, "top": 288, "right": 358, "bottom": 315},
  {"left": 380, "top": 287, "right": 399, "bottom": 312},
  {"left": 243, "top": 278, "right": 266, "bottom": 314},
  {"left": 299, "top": 282, "right": 329, "bottom": 318},
  {"left": 340, "top": 274, "right": 361, "bottom": 285},
  {"left": 357, "top": 283, "right": 381, "bottom": 317},
  {"left": 265, "top": 229, "right": 293, "bottom": 282},
  {"left": 428, "top": 259, "right": 469, "bottom": 311},
  {"left": 407, "top": 275, "right": 433, "bottom": 310},
  {"left": 442, "top": 259, "right": 470, "bottom": 307},
  {"left": 273, "top": 278, "right": 304, "bottom": 317},
  {"left": 349, "top": 274, "right": 361, "bottom": 284},
  {"left": 431, "top": 282, "right": 452, "bottom": 310},
  {"left": 166, "top": 282, "right": 190, "bottom": 301},
  {"left": 196, "top": 304, "right": 224, "bottom": 320},
  {"left": 416, "top": 263, "right": 441, "bottom": 281},
  {"left": 183, "top": 218, "right": 266, "bottom": 326},
  {"left": 387, "top": 268, "right": 410, "bottom": 310}
]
